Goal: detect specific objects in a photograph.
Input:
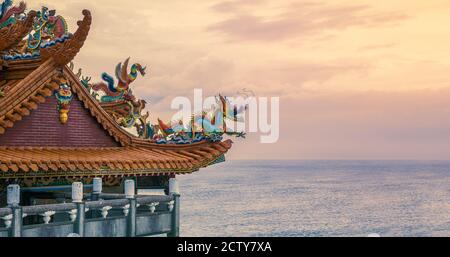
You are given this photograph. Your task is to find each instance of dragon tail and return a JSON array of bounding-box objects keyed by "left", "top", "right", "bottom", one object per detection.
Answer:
[
  {"left": 0, "top": 1, "right": 25, "bottom": 24},
  {"left": 0, "top": 0, "right": 12, "bottom": 18},
  {"left": 101, "top": 72, "right": 117, "bottom": 93},
  {"left": 146, "top": 123, "right": 155, "bottom": 139},
  {"left": 158, "top": 119, "right": 174, "bottom": 136},
  {"left": 53, "top": 15, "right": 68, "bottom": 38}
]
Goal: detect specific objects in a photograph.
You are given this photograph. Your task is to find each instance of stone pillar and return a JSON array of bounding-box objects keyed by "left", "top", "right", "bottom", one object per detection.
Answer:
[
  {"left": 72, "top": 182, "right": 85, "bottom": 237},
  {"left": 91, "top": 178, "right": 102, "bottom": 201},
  {"left": 7, "top": 185, "right": 22, "bottom": 237},
  {"left": 125, "top": 179, "right": 136, "bottom": 237},
  {"left": 124, "top": 179, "right": 135, "bottom": 199},
  {"left": 169, "top": 178, "right": 180, "bottom": 195},
  {"left": 71, "top": 182, "right": 83, "bottom": 203},
  {"left": 167, "top": 193, "right": 180, "bottom": 237},
  {"left": 7, "top": 184, "right": 20, "bottom": 207}
]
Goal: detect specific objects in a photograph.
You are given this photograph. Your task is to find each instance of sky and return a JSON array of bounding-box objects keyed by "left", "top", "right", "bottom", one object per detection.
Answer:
[{"left": 23, "top": 0, "right": 450, "bottom": 160}]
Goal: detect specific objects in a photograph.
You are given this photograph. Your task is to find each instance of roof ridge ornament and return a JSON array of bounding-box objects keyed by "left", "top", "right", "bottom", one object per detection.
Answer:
[
  {"left": 151, "top": 94, "right": 247, "bottom": 144},
  {"left": 0, "top": 0, "right": 26, "bottom": 29},
  {"left": 80, "top": 58, "right": 247, "bottom": 144},
  {"left": 0, "top": 2, "right": 35, "bottom": 54},
  {"left": 91, "top": 58, "right": 146, "bottom": 103},
  {"left": 1, "top": 4, "right": 90, "bottom": 64},
  {"left": 26, "top": 6, "right": 68, "bottom": 51},
  {"left": 40, "top": 9, "right": 92, "bottom": 66},
  {"left": 54, "top": 78, "right": 73, "bottom": 124}
]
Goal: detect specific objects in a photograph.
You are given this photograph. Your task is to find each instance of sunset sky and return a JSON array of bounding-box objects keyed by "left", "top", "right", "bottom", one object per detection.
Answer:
[{"left": 25, "top": 0, "right": 450, "bottom": 160}]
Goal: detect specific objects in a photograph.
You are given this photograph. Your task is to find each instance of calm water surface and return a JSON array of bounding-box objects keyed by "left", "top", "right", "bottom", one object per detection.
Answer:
[{"left": 178, "top": 160, "right": 450, "bottom": 237}]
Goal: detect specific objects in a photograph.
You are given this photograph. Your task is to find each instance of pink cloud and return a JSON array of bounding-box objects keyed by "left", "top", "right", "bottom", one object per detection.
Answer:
[{"left": 208, "top": 1, "right": 409, "bottom": 42}]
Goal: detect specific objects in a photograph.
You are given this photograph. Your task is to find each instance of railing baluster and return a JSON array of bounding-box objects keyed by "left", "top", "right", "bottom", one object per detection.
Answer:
[
  {"left": 1, "top": 214, "right": 12, "bottom": 229},
  {"left": 147, "top": 202, "right": 159, "bottom": 213},
  {"left": 68, "top": 209, "right": 77, "bottom": 222},
  {"left": 101, "top": 206, "right": 112, "bottom": 218},
  {"left": 122, "top": 204, "right": 130, "bottom": 216},
  {"left": 167, "top": 201, "right": 174, "bottom": 212},
  {"left": 40, "top": 211, "right": 56, "bottom": 224}
]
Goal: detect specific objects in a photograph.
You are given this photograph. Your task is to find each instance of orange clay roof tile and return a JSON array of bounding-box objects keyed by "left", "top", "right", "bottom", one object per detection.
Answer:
[{"left": 0, "top": 142, "right": 231, "bottom": 179}]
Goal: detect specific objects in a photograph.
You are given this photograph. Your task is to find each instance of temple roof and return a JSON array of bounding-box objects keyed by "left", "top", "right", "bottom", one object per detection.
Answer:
[
  {"left": 0, "top": 140, "right": 232, "bottom": 179},
  {"left": 0, "top": 3, "right": 235, "bottom": 182},
  {"left": 0, "top": 58, "right": 233, "bottom": 179}
]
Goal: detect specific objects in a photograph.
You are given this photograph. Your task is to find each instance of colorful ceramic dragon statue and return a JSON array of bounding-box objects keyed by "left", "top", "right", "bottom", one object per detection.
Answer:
[
  {"left": 115, "top": 99, "right": 147, "bottom": 128},
  {"left": 83, "top": 58, "right": 149, "bottom": 134},
  {"left": 143, "top": 94, "right": 247, "bottom": 144},
  {"left": 26, "top": 6, "right": 68, "bottom": 51},
  {"left": 0, "top": 0, "right": 25, "bottom": 29},
  {"left": 86, "top": 58, "right": 246, "bottom": 144},
  {"left": 92, "top": 58, "right": 146, "bottom": 103}
]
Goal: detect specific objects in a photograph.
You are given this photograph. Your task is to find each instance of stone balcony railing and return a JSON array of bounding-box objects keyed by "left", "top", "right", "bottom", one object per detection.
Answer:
[{"left": 0, "top": 179, "right": 180, "bottom": 237}]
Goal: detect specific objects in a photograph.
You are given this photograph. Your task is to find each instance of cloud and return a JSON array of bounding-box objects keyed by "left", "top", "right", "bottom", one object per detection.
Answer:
[
  {"left": 358, "top": 43, "right": 396, "bottom": 51},
  {"left": 208, "top": 1, "right": 409, "bottom": 42},
  {"left": 247, "top": 60, "right": 371, "bottom": 91},
  {"left": 18, "top": 0, "right": 450, "bottom": 160},
  {"left": 211, "top": 0, "right": 266, "bottom": 13}
]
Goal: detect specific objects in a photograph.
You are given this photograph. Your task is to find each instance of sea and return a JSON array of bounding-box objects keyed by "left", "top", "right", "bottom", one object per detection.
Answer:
[{"left": 178, "top": 160, "right": 450, "bottom": 237}]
